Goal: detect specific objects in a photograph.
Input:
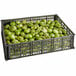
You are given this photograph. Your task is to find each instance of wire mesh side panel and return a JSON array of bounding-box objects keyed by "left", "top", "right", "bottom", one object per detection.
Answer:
[
  {"left": 70, "top": 35, "right": 74, "bottom": 48},
  {"left": 32, "top": 40, "right": 42, "bottom": 55},
  {"left": 8, "top": 42, "right": 32, "bottom": 59},
  {"left": 42, "top": 39, "right": 53, "bottom": 53},
  {"left": 53, "top": 38, "right": 62, "bottom": 51},
  {"left": 1, "top": 28, "right": 8, "bottom": 60},
  {"left": 62, "top": 36, "right": 72, "bottom": 50},
  {"left": 54, "top": 15, "right": 74, "bottom": 50}
]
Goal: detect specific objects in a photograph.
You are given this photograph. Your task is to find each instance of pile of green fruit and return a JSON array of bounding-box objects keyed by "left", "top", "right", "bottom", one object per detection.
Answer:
[{"left": 4, "top": 19, "right": 67, "bottom": 44}]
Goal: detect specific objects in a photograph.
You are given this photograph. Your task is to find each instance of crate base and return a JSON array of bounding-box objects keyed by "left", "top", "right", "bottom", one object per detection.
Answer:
[{"left": 6, "top": 47, "right": 74, "bottom": 61}]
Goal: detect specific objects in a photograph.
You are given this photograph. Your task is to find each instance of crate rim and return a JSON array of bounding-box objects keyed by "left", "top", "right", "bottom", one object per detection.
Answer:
[{"left": 1, "top": 14, "right": 57, "bottom": 21}]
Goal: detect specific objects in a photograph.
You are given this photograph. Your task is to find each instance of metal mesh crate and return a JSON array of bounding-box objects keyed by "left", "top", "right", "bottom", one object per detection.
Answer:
[{"left": 1, "top": 14, "right": 75, "bottom": 60}]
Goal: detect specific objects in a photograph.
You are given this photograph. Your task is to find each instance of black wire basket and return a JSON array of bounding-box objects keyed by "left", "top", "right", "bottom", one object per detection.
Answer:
[{"left": 1, "top": 14, "right": 75, "bottom": 60}]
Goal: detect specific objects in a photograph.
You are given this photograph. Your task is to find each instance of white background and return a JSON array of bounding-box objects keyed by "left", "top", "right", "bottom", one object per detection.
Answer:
[{"left": 0, "top": 0, "right": 76, "bottom": 76}]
